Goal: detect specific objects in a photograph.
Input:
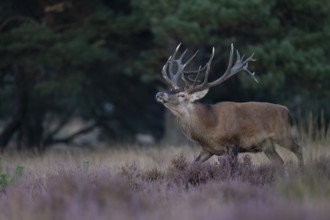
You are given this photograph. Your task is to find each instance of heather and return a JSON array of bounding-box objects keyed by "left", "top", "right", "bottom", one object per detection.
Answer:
[{"left": 0, "top": 145, "right": 330, "bottom": 220}]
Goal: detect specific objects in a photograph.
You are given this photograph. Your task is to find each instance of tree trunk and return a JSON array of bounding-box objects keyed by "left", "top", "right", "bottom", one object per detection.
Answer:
[
  {"left": 0, "top": 67, "right": 29, "bottom": 151},
  {"left": 17, "top": 108, "right": 44, "bottom": 152}
]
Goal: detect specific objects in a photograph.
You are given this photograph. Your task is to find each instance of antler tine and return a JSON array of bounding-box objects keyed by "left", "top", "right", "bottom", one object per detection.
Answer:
[
  {"left": 236, "top": 50, "right": 241, "bottom": 62},
  {"left": 182, "top": 64, "right": 203, "bottom": 88},
  {"left": 161, "top": 43, "right": 196, "bottom": 90},
  {"left": 202, "top": 47, "right": 215, "bottom": 84},
  {"left": 183, "top": 64, "right": 207, "bottom": 75},
  {"left": 186, "top": 47, "right": 215, "bottom": 93},
  {"left": 242, "top": 53, "right": 259, "bottom": 83},
  {"left": 181, "top": 65, "right": 207, "bottom": 84},
  {"left": 162, "top": 57, "right": 179, "bottom": 90},
  {"left": 169, "top": 43, "right": 182, "bottom": 78},
  {"left": 183, "top": 50, "right": 199, "bottom": 68},
  {"left": 222, "top": 43, "right": 235, "bottom": 80},
  {"left": 181, "top": 49, "right": 200, "bottom": 85},
  {"left": 179, "top": 49, "right": 188, "bottom": 61},
  {"left": 232, "top": 51, "right": 258, "bottom": 82},
  {"left": 191, "top": 65, "right": 203, "bottom": 88}
]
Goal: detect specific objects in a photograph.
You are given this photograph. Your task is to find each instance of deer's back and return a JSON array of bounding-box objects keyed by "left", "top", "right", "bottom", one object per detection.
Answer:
[{"left": 202, "top": 102, "right": 292, "bottom": 151}]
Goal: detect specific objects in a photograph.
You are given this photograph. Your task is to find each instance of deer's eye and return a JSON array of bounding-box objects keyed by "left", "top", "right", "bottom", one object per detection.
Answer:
[{"left": 178, "top": 93, "right": 185, "bottom": 98}]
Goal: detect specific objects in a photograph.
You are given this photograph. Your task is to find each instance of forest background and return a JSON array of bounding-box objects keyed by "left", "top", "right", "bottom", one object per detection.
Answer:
[{"left": 0, "top": 0, "right": 329, "bottom": 152}]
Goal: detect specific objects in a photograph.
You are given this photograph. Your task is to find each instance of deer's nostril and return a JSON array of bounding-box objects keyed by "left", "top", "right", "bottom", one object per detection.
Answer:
[
  {"left": 155, "top": 92, "right": 163, "bottom": 99},
  {"left": 155, "top": 92, "right": 167, "bottom": 103}
]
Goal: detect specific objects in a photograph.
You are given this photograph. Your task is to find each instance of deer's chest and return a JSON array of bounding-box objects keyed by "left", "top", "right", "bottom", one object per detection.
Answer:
[
  {"left": 177, "top": 118, "right": 213, "bottom": 144},
  {"left": 178, "top": 117, "right": 240, "bottom": 153}
]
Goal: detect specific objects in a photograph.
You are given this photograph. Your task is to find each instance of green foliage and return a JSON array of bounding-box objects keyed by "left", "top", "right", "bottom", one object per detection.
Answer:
[
  {"left": 83, "top": 160, "right": 90, "bottom": 173},
  {"left": 0, "top": 0, "right": 329, "bottom": 149},
  {"left": 0, "top": 156, "right": 24, "bottom": 191},
  {"left": 128, "top": 0, "right": 330, "bottom": 114}
]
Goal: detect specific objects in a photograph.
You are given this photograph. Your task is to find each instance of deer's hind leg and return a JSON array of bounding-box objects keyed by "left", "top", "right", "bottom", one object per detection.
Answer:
[
  {"left": 262, "top": 139, "right": 284, "bottom": 166},
  {"left": 277, "top": 138, "right": 303, "bottom": 166},
  {"left": 194, "top": 148, "right": 213, "bottom": 163},
  {"left": 289, "top": 141, "right": 303, "bottom": 166}
]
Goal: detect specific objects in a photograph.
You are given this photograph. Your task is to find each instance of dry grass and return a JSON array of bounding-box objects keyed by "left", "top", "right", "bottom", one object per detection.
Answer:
[
  {"left": 0, "top": 134, "right": 329, "bottom": 220},
  {"left": 2, "top": 144, "right": 200, "bottom": 175},
  {"left": 3, "top": 137, "right": 328, "bottom": 174}
]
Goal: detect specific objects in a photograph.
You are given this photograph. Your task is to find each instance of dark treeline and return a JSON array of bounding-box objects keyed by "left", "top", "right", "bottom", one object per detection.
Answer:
[{"left": 0, "top": 0, "right": 329, "bottom": 151}]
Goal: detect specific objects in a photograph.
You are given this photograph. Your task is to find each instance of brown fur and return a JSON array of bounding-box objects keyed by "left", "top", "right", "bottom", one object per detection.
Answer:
[
  {"left": 156, "top": 91, "right": 303, "bottom": 165},
  {"left": 189, "top": 102, "right": 290, "bottom": 151}
]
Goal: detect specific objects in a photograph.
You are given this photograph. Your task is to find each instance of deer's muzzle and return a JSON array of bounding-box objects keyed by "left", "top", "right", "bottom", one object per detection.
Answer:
[{"left": 155, "top": 92, "right": 168, "bottom": 104}]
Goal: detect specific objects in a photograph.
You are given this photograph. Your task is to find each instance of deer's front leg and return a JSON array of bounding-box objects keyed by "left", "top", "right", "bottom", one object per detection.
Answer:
[
  {"left": 226, "top": 144, "right": 238, "bottom": 157},
  {"left": 194, "top": 149, "right": 213, "bottom": 163}
]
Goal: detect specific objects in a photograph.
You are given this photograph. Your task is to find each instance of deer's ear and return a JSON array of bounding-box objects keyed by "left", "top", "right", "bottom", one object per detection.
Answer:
[{"left": 189, "top": 89, "right": 209, "bottom": 102}]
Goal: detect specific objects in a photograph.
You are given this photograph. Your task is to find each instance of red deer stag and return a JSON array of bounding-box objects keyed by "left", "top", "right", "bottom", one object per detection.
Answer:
[{"left": 156, "top": 43, "right": 303, "bottom": 166}]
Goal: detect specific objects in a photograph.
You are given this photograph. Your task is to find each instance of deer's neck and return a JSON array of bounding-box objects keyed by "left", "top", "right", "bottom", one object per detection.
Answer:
[{"left": 173, "top": 102, "right": 217, "bottom": 139}]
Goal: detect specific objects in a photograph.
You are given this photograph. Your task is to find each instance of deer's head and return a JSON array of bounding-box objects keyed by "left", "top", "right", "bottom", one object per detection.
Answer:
[{"left": 156, "top": 43, "right": 257, "bottom": 115}]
